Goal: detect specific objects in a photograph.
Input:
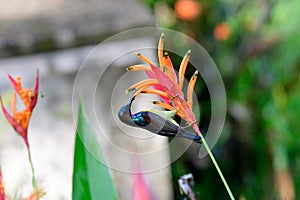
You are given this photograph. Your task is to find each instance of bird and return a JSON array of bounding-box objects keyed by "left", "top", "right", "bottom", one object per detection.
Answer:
[{"left": 118, "top": 96, "right": 201, "bottom": 143}]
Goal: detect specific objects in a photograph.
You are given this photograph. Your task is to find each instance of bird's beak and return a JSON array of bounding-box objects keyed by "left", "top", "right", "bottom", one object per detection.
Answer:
[{"left": 118, "top": 96, "right": 137, "bottom": 127}]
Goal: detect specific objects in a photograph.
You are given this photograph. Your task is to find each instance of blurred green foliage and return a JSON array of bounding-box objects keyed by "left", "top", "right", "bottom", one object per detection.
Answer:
[
  {"left": 73, "top": 104, "right": 118, "bottom": 200},
  {"left": 141, "top": 0, "right": 300, "bottom": 199}
]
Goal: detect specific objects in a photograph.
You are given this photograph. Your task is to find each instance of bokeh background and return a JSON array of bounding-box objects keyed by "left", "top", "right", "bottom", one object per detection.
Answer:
[
  {"left": 0, "top": 0, "right": 300, "bottom": 199},
  {"left": 147, "top": 0, "right": 300, "bottom": 199}
]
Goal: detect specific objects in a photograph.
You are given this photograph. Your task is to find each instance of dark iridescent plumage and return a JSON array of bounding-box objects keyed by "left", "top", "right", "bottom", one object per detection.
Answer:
[{"left": 118, "top": 97, "right": 201, "bottom": 143}]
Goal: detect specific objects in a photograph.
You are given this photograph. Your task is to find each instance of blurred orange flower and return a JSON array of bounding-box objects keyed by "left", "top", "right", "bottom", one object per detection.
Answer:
[
  {"left": 174, "top": 0, "right": 201, "bottom": 21},
  {"left": 0, "top": 70, "right": 39, "bottom": 148},
  {"left": 214, "top": 22, "right": 231, "bottom": 41}
]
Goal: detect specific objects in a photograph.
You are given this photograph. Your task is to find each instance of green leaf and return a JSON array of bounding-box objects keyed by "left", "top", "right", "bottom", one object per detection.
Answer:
[{"left": 72, "top": 103, "right": 118, "bottom": 200}]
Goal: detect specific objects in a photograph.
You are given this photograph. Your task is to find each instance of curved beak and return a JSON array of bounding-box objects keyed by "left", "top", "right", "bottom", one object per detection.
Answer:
[{"left": 118, "top": 96, "right": 137, "bottom": 127}]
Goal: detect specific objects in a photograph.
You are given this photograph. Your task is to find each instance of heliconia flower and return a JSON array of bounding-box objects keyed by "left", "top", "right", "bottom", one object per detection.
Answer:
[
  {"left": 126, "top": 33, "right": 199, "bottom": 130},
  {"left": 0, "top": 70, "right": 39, "bottom": 147}
]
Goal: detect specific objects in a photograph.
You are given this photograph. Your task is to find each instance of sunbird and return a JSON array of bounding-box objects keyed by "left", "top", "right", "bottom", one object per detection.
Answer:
[{"left": 118, "top": 96, "right": 201, "bottom": 143}]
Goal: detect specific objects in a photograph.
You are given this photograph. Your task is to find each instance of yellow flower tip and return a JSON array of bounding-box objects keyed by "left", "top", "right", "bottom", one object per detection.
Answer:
[
  {"left": 126, "top": 65, "right": 150, "bottom": 71},
  {"left": 125, "top": 88, "right": 135, "bottom": 94},
  {"left": 134, "top": 52, "right": 153, "bottom": 65},
  {"left": 194, "top": 70, "right": 199, "bottom": 76}
]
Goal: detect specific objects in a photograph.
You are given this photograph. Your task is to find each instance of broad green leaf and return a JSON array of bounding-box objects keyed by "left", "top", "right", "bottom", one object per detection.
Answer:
[{"left": 72, "top": 104, "right": 118, "bottom": 200}]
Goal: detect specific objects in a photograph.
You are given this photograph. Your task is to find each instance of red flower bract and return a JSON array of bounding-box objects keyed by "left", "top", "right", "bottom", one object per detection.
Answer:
[{"left": 0, "top": 70, "right": 39, "bottom": 147}]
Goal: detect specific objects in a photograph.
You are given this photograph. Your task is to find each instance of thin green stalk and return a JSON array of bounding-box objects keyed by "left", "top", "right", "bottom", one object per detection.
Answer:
[
  {"left": 201, "top": 137, "right": 235, "bottom": 200},
  {"left": 25, "top": 139, "right": 38, "bottom": 191}
]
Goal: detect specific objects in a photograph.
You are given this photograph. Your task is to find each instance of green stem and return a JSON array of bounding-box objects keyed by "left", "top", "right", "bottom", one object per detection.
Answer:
[
  {"left": 25, "top": 139, "right": 38, "bottom": 191},
  {"left": 201, "top": 137, "right": 235, "bottom": 200}
]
